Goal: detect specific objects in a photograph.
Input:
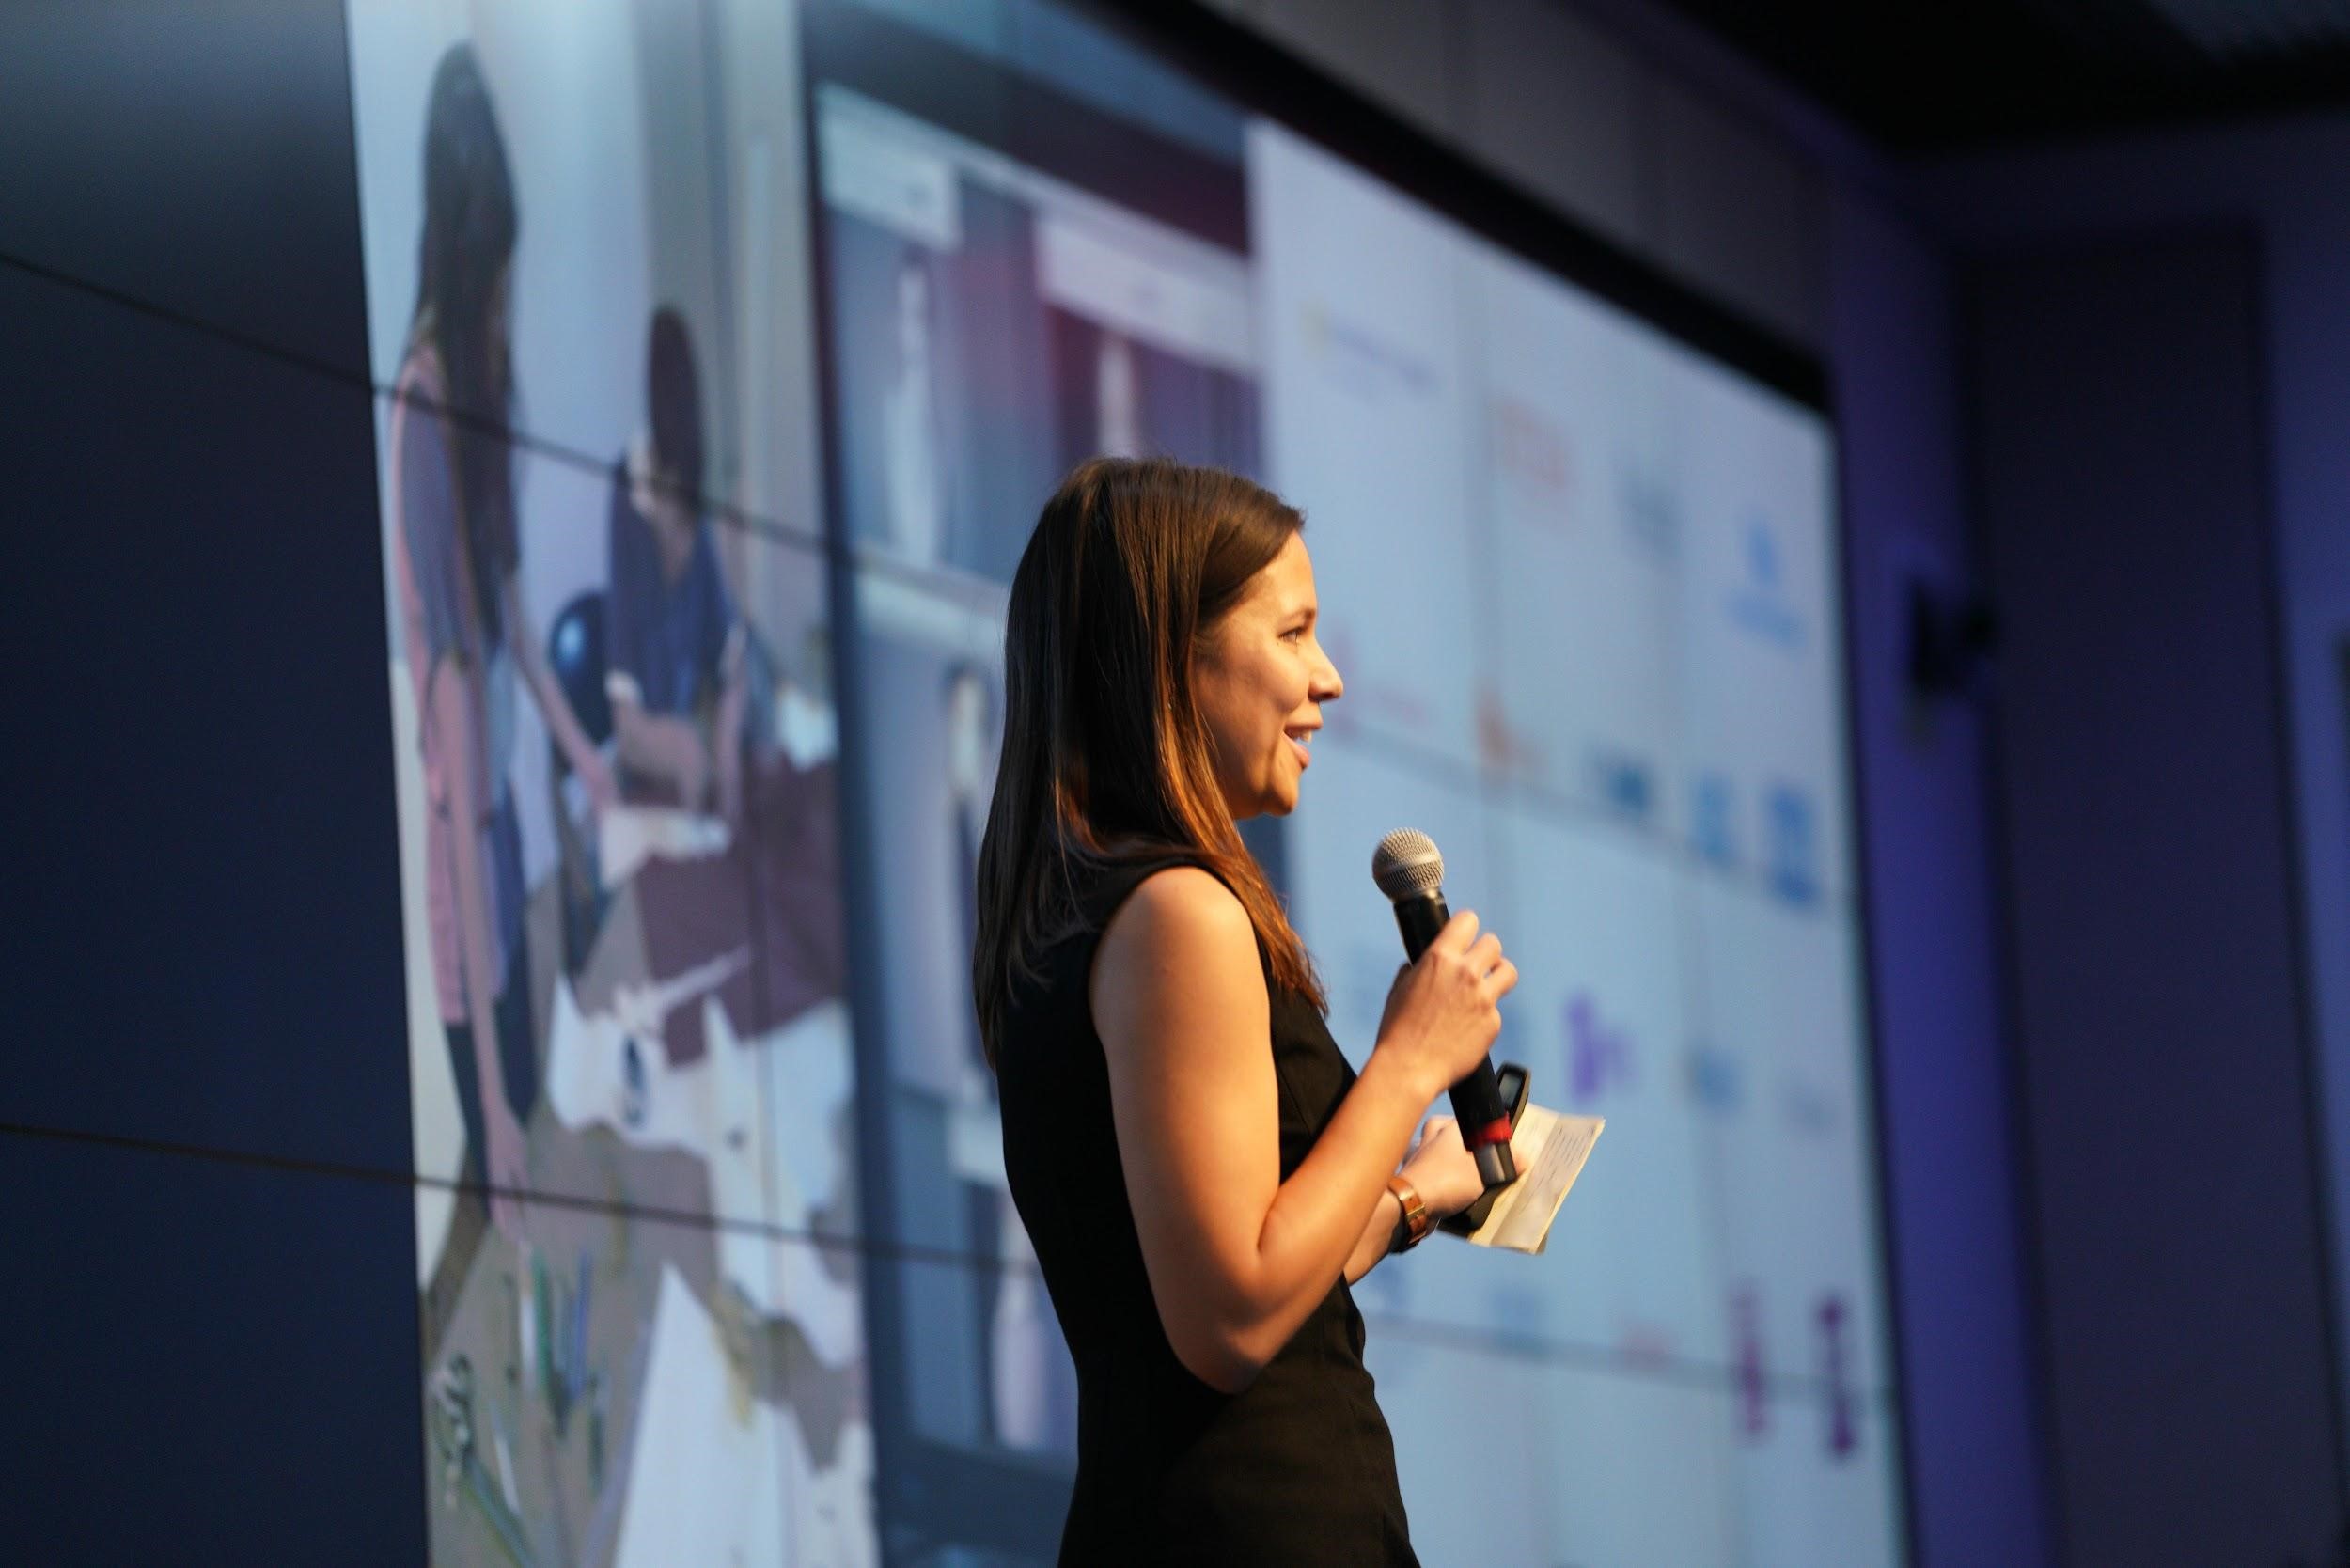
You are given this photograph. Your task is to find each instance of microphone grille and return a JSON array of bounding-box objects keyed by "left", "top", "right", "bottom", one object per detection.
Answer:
[{"left": 1371, "top": 828, "right": 1445, "bottom": 902}]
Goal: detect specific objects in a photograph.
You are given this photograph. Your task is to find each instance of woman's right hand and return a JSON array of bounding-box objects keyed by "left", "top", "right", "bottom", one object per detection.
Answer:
[{"left": 1373, "top": 910, "right": 1517, "bottom": 1102}]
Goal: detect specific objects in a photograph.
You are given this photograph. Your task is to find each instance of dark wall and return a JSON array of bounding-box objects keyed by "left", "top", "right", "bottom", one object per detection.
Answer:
[
  {"left": 0, "top": 3, "right": 427, "bottom": 1560},
  {"left": 1969, "top": 228, "right": 2342, "bottom": 1567},
  {"left": 1827, "top": 185, "right": 2055, "bottom": 1568}
]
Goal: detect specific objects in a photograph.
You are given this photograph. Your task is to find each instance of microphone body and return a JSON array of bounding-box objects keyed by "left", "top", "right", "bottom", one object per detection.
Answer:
[{"left": 1389, "top": 886, "right": 1518, "bottom": 1189}]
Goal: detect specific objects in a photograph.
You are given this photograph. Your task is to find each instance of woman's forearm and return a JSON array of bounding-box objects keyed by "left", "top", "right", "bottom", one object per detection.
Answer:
[
  {"left": 1234, "top": 1048, "right": 1431, "bottom": 1370},
  {"left": 1343, "top": 1187, "right": 1404, "bottom": 1285},
  {"left": 613, "top": 702, "right": 702, "bottom": 791},
  {"left": 507, "top": 580, "right": 601, "bottom": 775}
]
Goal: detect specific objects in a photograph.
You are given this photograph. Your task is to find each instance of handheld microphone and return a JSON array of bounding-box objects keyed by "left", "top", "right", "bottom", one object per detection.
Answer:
[{"left": 1371, "top": 828, "right": 1518, "bottom": 1193}]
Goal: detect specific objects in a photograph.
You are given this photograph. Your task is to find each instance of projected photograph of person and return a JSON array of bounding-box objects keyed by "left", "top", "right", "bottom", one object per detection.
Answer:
[
  {"left": 851, "top": 622, "right": 1084, "bottom": 1454},
  {"left": 1038, "top": 249, "right": 1262, "bottom": 480},
  {"left": 351, "top": 8, "right": 872, "bottom": 1564},
  {"left": 817, "top": 83, "right": 1261, "bottom": 590},
  {"left": 822, "top": 150, "right": 1052, "bottom": 585}
]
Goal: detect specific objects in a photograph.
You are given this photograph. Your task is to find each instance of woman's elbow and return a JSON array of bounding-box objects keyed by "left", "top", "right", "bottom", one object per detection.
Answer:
[
  {"left": 1160, "top": 1294, "right": 1272, "bottom": 1394},
  {"left": 1171, "top": 1326, "right": 1265, "bottom": 1396},
  {"left": 1147, "top": 1239, "right": 1282, "bottom": 1394}
]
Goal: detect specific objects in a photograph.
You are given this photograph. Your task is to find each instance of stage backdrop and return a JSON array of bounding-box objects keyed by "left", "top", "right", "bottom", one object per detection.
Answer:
[{"left": 347, "top": 1, "right": 1905, "bottom": 1563}]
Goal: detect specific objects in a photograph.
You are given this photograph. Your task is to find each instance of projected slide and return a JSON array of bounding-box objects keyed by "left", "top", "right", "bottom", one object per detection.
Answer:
[{"left": 349, "top": 3, "right": 874, "bottom": 1563}]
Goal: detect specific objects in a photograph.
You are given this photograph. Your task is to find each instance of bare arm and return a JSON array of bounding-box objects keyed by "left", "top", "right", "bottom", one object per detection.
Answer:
[
  {"left": 504, "top": 575, "right": 612, "bottom": 802},
  {"left": 1343, "top": 1190, "right": 1405, "bottom": 1286},
  {"left": 611, "top": 698, "right": 709, "bottom": 805},
  {"left": 1093, "top": 868, "right": 1510, "bottom": 1392}
]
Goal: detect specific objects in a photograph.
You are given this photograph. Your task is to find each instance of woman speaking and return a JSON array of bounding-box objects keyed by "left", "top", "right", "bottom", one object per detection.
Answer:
[{"left": 974, "top": 457, "right": 1519, "bottom": 1565}]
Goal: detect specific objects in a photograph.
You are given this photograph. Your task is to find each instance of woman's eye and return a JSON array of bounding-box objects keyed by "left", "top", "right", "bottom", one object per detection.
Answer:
[{"left": 1281, "top": 626, "right": 1307, "bottom": 642}]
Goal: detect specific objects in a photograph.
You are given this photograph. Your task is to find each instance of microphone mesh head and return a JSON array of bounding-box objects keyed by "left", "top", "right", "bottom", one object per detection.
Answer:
[{"left": 1371, "top": 828, "right": 1445, "bottom": 902}]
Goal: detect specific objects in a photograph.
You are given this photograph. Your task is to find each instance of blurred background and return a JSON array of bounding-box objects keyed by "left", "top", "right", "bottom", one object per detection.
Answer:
[{"left": 1, "top": 1, "right": 2345, "bottom": 1564}]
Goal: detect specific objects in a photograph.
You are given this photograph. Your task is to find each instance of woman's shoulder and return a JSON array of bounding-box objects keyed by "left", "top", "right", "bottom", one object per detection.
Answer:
[
  {"left": 1089, "top": 861, "right": 1267, "bottom": 1050},
  {"left": 1071, "top": 843, "right": 1236, "bottom": 926},
  {"left": 1106, "top": 861, "right": 1246, "bottom": 943},
  {"left": 1091, "top": 858, "right": 1261, "bottom": 995}
]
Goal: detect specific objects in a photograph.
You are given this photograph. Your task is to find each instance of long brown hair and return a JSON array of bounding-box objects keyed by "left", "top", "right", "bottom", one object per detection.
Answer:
[
  {"left": 411, "top": 42, "right": 519, "bottom": 639},
  {"left": 972, "top": 457, "right": 1324, "bottom": 1064}
]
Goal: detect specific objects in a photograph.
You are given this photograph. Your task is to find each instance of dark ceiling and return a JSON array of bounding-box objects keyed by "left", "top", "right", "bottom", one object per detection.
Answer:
[{"left": 1646, "top": 0, "right": 2350, "bottom": 150}]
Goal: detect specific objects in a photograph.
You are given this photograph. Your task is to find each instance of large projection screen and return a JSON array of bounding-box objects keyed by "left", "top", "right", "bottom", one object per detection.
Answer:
[{"left": 351, "top": 1, "right": 1905, "bottom": 1562}]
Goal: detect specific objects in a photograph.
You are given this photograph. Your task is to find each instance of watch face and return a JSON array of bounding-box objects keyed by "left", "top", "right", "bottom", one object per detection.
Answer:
[{"left": 1390, "top": 1178, "right": 1428, "bottom": 1236}]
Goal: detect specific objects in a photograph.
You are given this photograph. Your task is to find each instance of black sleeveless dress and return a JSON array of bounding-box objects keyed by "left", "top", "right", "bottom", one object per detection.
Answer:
[{"left": 995, "top": 855, "right": 1418, "bottom": 1566}]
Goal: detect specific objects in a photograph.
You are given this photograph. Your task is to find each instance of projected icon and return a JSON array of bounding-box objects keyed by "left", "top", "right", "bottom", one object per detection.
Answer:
[
  {"left": 1684, "top": 1043, "right": 1743, "bottom": 1116},
  {"left": 1691, "top": 770, "right": 1737, "bottom": 869},
  {"left": 1819, "top": 1292, "right": 1859, "bottom": 1461},
  {"left": 1566, "top": 992, "right": 1637, "bottom": 1105},
  {"left": 1763, "top": 782, "right": 1820, "bottom": 906},
  {"left": 1490, "top": 392, "right": 1573, "bottom": 509},
  {"left": 1612, "top": 454, "right": 1681, "bottom": 562},
  {"left": 1728, "top": 510, "right": 1805, "bottom": 651},
  {"left": 1731, "top": 1282, "right": 1768, "bottom": 1439},
  {"left": 1588, "top": 748, "right": 1656, "bottom": 827}
]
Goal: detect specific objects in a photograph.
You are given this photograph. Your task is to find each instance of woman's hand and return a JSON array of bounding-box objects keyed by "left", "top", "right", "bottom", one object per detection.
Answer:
[
  {"left": 1398, "top": 1114, "right": 1485, "bottom": 1219},
  {"left": 574, "top": 745, "right": 619, "bottom": 818},
  {"left": 1371, "top": 910, "right": 1517, "bottom": 1104},
  {"left": 1391, "top": 1114, "right": 1485, "bottom": 1222}
]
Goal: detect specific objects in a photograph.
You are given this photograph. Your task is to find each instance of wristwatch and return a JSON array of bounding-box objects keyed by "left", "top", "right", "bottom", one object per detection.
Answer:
[{"left": 1386, "top": 1173, "right": 1432, "bottom": 1253}]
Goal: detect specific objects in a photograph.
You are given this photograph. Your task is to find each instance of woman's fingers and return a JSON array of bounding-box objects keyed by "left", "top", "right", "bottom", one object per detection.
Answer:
[{"left": 1431, "top": 909, "right": 1481, "bottom": 954}]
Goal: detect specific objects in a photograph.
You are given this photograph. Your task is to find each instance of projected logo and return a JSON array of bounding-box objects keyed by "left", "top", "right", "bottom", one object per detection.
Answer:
[
  {"left": 1489, "top": 392, "right": 1573, "bottom": 523},
  {"left": 1612, "top": 453, "right": 1681, "bottom": 563},
  {"left": 1819, "top": 1292, "right": 1860, "bottom": 1460},
  {"left": 1731, "top": 1281, "right": 1769, "bottom": 1439},
  {"left": 1586, "top": 747, "right": 1657, "bottom": 828},
  {"left": 1727, "top": 510, "right": 1806, "bottom": 651},
  {"left": 1762, "top": 781, "right": 1820, "bottom": 907},
  {"left": 1565, "top": 991, "right": 1637, "bottom": 1105},
  {"left": 1684, "top": 1042, "right": 1744, "bottom": 1116}
]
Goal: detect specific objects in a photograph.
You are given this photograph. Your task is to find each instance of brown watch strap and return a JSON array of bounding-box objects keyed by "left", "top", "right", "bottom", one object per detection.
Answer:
[{"left": 1386, "top": 1173, "right": 1432, "bottom": 1252}]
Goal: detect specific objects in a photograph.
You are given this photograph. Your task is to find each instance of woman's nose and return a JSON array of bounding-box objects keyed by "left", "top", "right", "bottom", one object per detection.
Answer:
[{"left": 1311, "top": 647, "right": 1343, "bottom": 702}]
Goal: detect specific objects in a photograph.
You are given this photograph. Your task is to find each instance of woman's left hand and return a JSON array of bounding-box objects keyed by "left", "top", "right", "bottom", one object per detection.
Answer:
[
  {"left": 1398, "top": 1114, "right": 1486, "bottom": 1219},
  {"left": 575, "top": 747, "right": 619, "bottom": 816}
]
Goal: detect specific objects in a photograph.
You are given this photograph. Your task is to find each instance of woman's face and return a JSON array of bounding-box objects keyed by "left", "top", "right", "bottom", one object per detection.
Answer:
[{"left": 1192, "top": 531, "right": 1343, "bottom": 821}]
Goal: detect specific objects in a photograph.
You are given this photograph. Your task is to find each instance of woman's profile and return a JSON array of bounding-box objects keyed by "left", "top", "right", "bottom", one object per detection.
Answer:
[{"left": 975, "top": 456, "right": 1518, "bottom": 1564}]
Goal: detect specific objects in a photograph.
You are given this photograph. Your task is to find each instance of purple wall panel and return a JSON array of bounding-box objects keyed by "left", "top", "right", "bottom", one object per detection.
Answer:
[
  {"left": 1926, "top": 124, "right": 2350, "bottom": 1509},
  {"left": 1968, "top": 229, "right": 2339, "bottom": 1567}
]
